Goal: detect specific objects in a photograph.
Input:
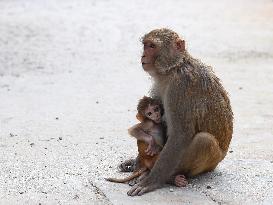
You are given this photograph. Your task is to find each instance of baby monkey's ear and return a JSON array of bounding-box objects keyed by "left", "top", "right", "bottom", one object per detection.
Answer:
[{"left": 136, "top": 112, "right": 145, "bottom": 122}]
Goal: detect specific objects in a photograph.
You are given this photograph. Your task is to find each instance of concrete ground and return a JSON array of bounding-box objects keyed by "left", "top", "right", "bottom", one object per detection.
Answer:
[{"left": 0, "top": 0, "right": 273, "bottom": 204}]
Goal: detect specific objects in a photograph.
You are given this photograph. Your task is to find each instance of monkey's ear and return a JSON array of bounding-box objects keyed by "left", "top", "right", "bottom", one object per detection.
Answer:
[
  {"left": 136, "top": 113, "right": 145, "bottom": 122},
  {"left": 176, "top": 39, "right": 185, "bottom": 52}
]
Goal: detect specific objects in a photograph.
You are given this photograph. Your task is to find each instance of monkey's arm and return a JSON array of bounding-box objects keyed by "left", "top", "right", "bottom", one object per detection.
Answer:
[
  {"left": 128, "top": 121, "right": 154, "bottom": 143},
  {"left": 128, "top": 82, "right": 195, "bottom": 196},
  {"left": 128, "top": 121, "right": 161, "bottom": 156}
]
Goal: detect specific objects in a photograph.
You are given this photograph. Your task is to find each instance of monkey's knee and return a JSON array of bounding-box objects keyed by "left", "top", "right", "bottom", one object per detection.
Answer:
[
  {"left": 193, "top": 132, "right": 222, "bottom": 157},
  {"left": 180, "top": 132, "right": 223, "bottom": 176}
]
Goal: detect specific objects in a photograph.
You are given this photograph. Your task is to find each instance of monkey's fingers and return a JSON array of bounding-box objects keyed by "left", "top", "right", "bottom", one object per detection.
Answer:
[
  {"left": 145, "top": 143, "right": 152, "bottom": 153},
  {"left": 145, "top": 146, "right": 155, "bottom": 156},
  {"left": 145, "top": 150, "right": 154, "bottom": 156},
  {"left": 127, "top": 182, "right": 159, "bottom": 196},
  {"left": 137, "top": 186, "right": 152, "bottom": 196},
  {"left": 138, "top": 171, "right": 149, "bottom": 182},
  {"left": 127, "top": 185, "right": 143, "bottom": 196}
]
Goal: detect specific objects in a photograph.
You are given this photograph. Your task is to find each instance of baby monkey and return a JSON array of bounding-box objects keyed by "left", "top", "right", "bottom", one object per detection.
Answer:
[
  {"left": 131, "top": 96, "right": 165, "bottom": 157},
  {"left": 106, "top": 96, "right": 187, "bottom": 187}
]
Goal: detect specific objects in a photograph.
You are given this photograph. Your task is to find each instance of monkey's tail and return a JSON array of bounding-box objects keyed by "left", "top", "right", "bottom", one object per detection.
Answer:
[{"left": 105, "top": 168, "right": 147, "bottom": 183}]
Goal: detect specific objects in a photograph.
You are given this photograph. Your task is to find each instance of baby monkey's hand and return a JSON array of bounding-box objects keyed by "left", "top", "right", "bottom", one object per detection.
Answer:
[{"left": 145, "top": 137, "right": 161, "bottom": 156}]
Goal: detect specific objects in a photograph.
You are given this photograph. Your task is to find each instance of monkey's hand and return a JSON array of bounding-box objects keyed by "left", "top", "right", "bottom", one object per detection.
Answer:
[
  {"left": 145, "top": 137, "right": 161, "bottom": 156},
  {"left": 128, "top": 171, "right": 149, "bottom": 186},
  {"left": 127, "top": 176, "right": 163, "bottom": 196}
]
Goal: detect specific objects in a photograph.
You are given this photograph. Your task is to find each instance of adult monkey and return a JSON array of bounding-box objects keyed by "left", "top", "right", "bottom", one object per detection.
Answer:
[{"left": 125, "top": 28, "right": 233, "bottom": 196}]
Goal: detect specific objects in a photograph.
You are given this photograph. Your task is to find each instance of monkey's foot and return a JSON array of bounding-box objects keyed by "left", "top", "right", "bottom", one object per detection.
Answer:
[
  {"left": 127, "top": 179, "right": 162, "bottom": 196},
  {"left": 168, "top": 174, "right": 188, "bottom": 187},
  {"left": 118, "top": 159, "right": 136, "bottom": 172}
]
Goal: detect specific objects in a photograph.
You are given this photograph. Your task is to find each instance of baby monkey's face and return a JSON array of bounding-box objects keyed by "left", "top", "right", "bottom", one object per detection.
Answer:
[{"left": 144, "top": 104, "right": 161, "bottom": 123}]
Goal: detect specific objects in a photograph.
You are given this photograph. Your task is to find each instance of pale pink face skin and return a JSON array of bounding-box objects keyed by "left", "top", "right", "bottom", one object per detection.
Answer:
[
  {"left": 141, "top": 40, "right": 158, "bottom": 72},
  {"left": 144, "top": 104, "right": 161, "bottom": 123},
  {"left": 141, "top": 38, "right": 185, "bottom": 75}
]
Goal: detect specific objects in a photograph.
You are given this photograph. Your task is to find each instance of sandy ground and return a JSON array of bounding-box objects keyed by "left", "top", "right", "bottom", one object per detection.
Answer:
[{"left": 0, "top": 0, "right": 273, "bottom": 204}]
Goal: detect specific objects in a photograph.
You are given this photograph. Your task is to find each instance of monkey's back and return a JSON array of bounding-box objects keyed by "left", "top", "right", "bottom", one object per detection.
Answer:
[{"left": 175, "top": 57, "right": 233, "bottom": 154}]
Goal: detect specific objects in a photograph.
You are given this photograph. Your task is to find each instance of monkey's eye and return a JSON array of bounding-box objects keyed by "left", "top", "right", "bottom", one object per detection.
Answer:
[
  {"left": 154, "top": 107, "right": 159, "bottom": 112},
  {"left": 144, "top": 42, "right": 156, "bottom": 50},
  {"left": 150, "top": 44, "right": 156, "bottom": 48},
  {"left": 147, "top": 112, "right": 152, "bottom": 116}
]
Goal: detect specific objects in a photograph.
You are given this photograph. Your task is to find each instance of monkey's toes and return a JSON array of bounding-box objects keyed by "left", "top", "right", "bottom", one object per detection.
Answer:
[{"left": 174, "top": 175, "right": 188, "bottom": 187}]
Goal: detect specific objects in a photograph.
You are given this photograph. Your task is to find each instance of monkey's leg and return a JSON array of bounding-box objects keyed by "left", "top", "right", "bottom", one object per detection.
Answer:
[
  {"left": 177, "top": 132, "right": 223, "bottom": 177},
  {"left": 118, "top": 156, "right": 140, "bottom": 172}
]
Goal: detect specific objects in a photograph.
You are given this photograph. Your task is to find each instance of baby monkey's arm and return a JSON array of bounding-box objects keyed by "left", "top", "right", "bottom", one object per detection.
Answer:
[
  {"left": 128, "top": 120, "right": 160, "bottom": 156},
  {"left": 128, "top": 120, "right": 154, "bottom": 143}
]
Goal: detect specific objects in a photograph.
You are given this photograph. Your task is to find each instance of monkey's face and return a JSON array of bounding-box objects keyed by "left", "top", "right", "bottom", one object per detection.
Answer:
[
  {"left": 144, "top": 104, "right": 161, "bottom": 123},
  {"left": 141, "top": 28, "right": 186, "bottom": 74},
  {"left": 141, "top": 40, "right": 159, "bottom": 73}
]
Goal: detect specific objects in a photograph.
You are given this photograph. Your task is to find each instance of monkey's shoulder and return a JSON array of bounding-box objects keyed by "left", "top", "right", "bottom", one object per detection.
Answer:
[
  {"left": 141, "top": 120, "right": 162, "bottom": 131},
  {"left": 140, "top": 119, "right": 154, "bottom": 128},
  {"left": 173, "top": 63, "right": 224, "bottom": 94}
]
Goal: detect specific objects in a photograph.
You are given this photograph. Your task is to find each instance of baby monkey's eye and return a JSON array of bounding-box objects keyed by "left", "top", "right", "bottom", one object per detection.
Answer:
[
  {"left": 154, "top": 107, "right": 159, "bottom": 112},
  {"left": 147, "top": 112, "right": 152, "bottom": 116}
]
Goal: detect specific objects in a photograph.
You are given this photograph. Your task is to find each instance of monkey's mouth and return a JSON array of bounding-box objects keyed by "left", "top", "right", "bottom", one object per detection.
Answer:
[
  {"left": 142, "top": 63, "right": 152, "bottom": 68},
  {"left": 154, "top": 119, "right": 161, "bottom": 123}
]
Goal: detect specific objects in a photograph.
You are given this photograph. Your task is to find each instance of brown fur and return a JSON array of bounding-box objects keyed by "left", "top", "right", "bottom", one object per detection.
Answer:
[
  {"left": 137, "top": 141, "right": 159, "bottom": 170},
  {"left": 106, "top": 97, "right": 164, "bottom": 184},
  {"left": 106, "top": 141, "right": 160, "bottom": 184},
  {"left": 127, "top": 28, "right": 233, "bottom": 196}
]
